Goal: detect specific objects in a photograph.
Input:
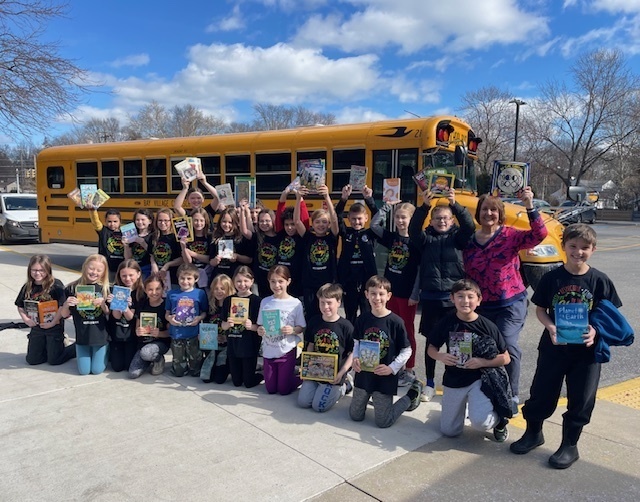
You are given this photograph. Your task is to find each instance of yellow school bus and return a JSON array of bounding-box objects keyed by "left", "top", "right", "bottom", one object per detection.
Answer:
[{"left": 36, "top": 115, "right": 564, "bottom": 287}]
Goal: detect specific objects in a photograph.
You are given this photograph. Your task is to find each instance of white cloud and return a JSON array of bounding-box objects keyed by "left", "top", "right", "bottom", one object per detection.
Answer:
[
  {"left": 591, "top": 0, "right": 640, "bottom": 14},
  {"left": 55, "top": 105, "right": 131, "bottom": 126},
  {"left": 109, "top": 54, "right": 150, "bottom": 68},
  {"left": 387, "top": 76, "right": 441, "bottom": 104},
  {"left": 335, "top": 107, "right": 389, "bottom": 124},
  {"left": 206, "top": 5, "right": 245, "bottom": 32}
]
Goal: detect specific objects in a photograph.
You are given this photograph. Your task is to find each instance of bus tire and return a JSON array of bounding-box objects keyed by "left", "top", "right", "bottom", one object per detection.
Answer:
[{"left": 523, "top": 263, "right": 563, "bottom": 291}]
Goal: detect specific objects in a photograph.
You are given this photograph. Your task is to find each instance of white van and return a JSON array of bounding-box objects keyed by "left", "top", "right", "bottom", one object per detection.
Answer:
[{"left": 0, "top": 193, "right": 39, "bottom": 243}]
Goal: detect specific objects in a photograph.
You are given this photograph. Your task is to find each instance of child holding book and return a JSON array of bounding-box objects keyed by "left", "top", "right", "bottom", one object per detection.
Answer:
[
  {"left": 335, "top": 183, "right": 379, "bottom": 324},
  {"left": 208, "top": 207, "right": 253, "bottom": 286},
  {"left": 221, "top": 266, "right": 263, "bottom": 388},
  {"left": 165, "top": 263, "right": 209, "bottom": 377},
  {"left": 427, "top": 279, "right": 511, "bottom": 442},
  {"left": 298, "top": 283, "right": 354, "bottom": 412},
  {"left": 510, "top": 224, "right": 624, "bottom": 469},
  {"left": 200, "top": 273, "right": 234, "bottom": 384},
  {"left": 88, "top": 207, "right": 124, "bottom": 282},
  {"left": 173, "top": 171, "right": 221, "bottom": 219},
  {"left": 61, "top": 254, "right": 111, "bottom": 375},
  {"left": 150, "top": 208, "right": 183, "bottom": 291},
  {"left": 129, "top": 273, "right": 171, "bottom": 378},
  {"left": 124, "top": 208, "right": 155, "bottom": 279},
  {"left": 180, "top": 208, "right": 212, "bottom": 288},
  {"left": 256, "top": 265, "right": 306, "bottom": 395},
  {"left": 107, "top": 259, "right": 144, "bottom": 372},
  {"left": 15, "top": 254, "right": 76, "bottom": 366},
  {"left": 349, "top": 275, "right": 423, "bottom": 428},
  {"left": 243, "top": 205, "right": 279, "bottom": 297}
]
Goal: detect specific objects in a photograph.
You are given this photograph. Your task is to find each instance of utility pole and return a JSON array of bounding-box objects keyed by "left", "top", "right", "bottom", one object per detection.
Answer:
[
  {"left": 15, "top": 168, "right": 20, "bottom": 193},
  {"left": 509, "top": 99, "right": 526, "bottom": 161}
]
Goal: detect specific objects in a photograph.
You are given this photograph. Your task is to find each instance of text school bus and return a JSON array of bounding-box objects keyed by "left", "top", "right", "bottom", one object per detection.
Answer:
[{"left": 36, "top": 115, "right": 565, "bottom": 288}]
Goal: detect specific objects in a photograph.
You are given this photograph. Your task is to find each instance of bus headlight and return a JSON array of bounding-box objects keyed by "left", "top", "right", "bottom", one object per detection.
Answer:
[{"left": 526, "top": 245, "right": 560, "bottom": 258}]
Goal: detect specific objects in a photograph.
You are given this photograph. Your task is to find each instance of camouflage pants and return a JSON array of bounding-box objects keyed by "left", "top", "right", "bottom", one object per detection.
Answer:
[{"left": 170, "top": 337, "right": 202, "bottom": 377}]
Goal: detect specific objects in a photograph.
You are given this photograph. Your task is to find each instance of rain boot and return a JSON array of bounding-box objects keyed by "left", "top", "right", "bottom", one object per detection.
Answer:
[
  {"left": 510, "top": 420, "right": 545, "bottom": 454},
  {"left": 549, "top": 424, "right": 582, "bottom": 469}
]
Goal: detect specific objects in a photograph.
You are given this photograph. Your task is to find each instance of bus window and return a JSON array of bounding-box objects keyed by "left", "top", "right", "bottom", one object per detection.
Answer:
[
  {"left": 225, "top": 154, "right": 251, "bottom": 192},
  {"left": 398, "top": 149, "right": 418, "bottom": 201},
  {"left": 123, "top": 159, "right": 143, "bottom": 193},
  {"left": 47, "top": 166, "right": 64, "bottom": 189},
  {"left": 332, "top": 149, "right": 365, "bottom": 193},
  {"left": 201, "top": 155, "right": 221, "bottom": 187},
  {"left": 101, "top": 160, "right": 120, "bottom": 193},
  {"left": 256, "top": 152, "right": 291, "bottom": 194},
  {"left": 77, "top": 161, "right": 98, "bottom": 187},
  {"left": 146, "top": 158, "right": 167, "bottom": 193}
]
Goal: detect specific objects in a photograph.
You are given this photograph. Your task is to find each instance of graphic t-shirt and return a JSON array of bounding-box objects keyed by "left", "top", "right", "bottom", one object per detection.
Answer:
[
  {"left": 377, "top": 230, "right": 421, "bottom": 299},
  {"left": 222, "top": 294, "right": 261, "bottom": 358},
  {"left": 304, "top": 315, "right": 354, "bottom": 385},
  {"left": 165, "top": 288, "right": 209, "bottom": 340},
  {"left": 129, "top": 233, "right": 153, "bottom": 268},
  {"left": 64, "top": 282, "right": 108, "bottom": 346},
  {"left": 152, "top": 233, "right": 182, "bottom": 285},
  {"left": 97, "top": 227, "right": 124, "bottom": 274},
  {"left": 107, "top": 289, "right": 140, "bottom": 342},
  {"left": 15, "top": 279, "right": 66, "bottom": 336},
  {"left": 209, "top": 236, "right": 252, "bottom": 284},
  {"left": 186, "top": 234, "right": 210, "bottom": 270},
  {"left": 253, "top": 233, "right": 280, "bottom": 297},
  {"left": 276, "top": 231, "right": 303, "bottom": 296},
  {"left": 135, "top": 296, "right": 170, "bottom": 347},
  {"left": 301, "top": 231, "right": 338, "bottom": 291}
]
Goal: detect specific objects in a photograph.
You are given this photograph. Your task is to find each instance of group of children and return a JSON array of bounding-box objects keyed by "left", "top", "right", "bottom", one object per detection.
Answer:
[{"left": 15, "top": 174, "right": 629, "bottom": 469}]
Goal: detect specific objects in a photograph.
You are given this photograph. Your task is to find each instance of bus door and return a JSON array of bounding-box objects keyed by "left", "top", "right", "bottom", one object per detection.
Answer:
[{"left": 39, "top": 161, "right": 76, "bottom": 243}]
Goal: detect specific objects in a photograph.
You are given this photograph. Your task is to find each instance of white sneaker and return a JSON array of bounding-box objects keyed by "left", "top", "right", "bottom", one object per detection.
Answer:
[{"left": 420, "top": 385, "right": 435, "bottom": 402}]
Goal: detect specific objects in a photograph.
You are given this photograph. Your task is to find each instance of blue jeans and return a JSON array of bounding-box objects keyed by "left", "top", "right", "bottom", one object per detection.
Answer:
[{"left": 76, "top": 344, "right": 108, "bottom": 375}]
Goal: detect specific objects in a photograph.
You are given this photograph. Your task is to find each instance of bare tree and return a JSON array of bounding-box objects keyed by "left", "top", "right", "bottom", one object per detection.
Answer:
[
  {"left": 252, "top": 103, "right": 336, "bottom": 130},
  {"left": 124, "top": 101, "right": 169, "bottom": 139},
  {"left": 0, "top": 0, "right": 88, "bottom": 136},
  {"left": 167, "top": 104, "right": 226, "bottom": 137}
]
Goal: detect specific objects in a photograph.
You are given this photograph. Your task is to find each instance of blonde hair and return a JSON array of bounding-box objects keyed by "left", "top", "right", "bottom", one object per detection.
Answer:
[
  {"left": 75, "top": 254, "right": 110, "bottom": 299},
  {"left": 209, "top": 274, "right": 236, "bottom": 315},
  {"left": 395, "top": 202, "right": 416, "bottom": 217}
]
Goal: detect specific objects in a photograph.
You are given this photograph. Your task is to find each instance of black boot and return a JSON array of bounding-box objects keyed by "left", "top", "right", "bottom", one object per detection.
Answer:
[
  {"left": 510, "top": 421, "right": 544, "bottom": 455},
  {"left": 549, "top": 424, "right": 582, "bottom": 469}
]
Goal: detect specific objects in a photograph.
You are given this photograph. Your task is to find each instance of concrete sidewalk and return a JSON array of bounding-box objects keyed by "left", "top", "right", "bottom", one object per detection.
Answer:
[{"left": 1, "top": 247, "right": 639, "bottom": 502}]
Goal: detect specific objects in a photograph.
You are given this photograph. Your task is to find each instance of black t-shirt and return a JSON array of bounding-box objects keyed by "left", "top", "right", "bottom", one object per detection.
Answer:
[
  {"left": 222, "top": 294, "right": 261, "bottom": 358},
  {"left": 209, "top": 236, "right": 252, "bottom": 284},
  {"left": 64, "top": 283, "right": 109, "bottom": 346},
  {"left": 377, "top": 230, "right": 421, "bottom": 299},
  {"left": 254, "top": 233, "right": 280, "bottom": 297},
  {"left": 15, "top": 279, "right": 66, "bottom": 336},
  {"left": 151, "top": 233, "right": 182, "bottom": 285},
  {"left": 305, "top": 315, "right": 354, "bottom": 384},
  {"left": 276, "top": 230, "right": 304, "bottom": 297},
  {"left": 301, "top": 231, "right": 338, "bottom": 291},
  {"left": 136, "top": 296, "right": 170, "bottom": 348},
  {"left": 186, "top": 235, "right": 210, "bottom": 270},
  {"left": 129, "top": 233, "right": 153, "bottom": 268},
  {"left": 353, "top": 311, "right": 410, "bottom": 395},
  {"left": 204, "top": 302, "right": 226, "bottom": 348},
  {"left": 107, "top": 289, "right": 140, "bottom": 342},
  {"left": 430, "top": 311, "right": 506, "bottom": 389},
  {"left": 97, "top": 227, "right": 124, "bottom": 274}
]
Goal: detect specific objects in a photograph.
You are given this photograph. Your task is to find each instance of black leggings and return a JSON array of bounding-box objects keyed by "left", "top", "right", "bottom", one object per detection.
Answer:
[{"left": 420, "top": 301, "right": 455, "bottom": 382}]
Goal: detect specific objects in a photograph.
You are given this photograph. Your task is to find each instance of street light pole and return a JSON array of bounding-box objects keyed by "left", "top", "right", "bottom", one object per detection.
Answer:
[{"left": 509, "top": 98, "right": 526, "bottom": 161}]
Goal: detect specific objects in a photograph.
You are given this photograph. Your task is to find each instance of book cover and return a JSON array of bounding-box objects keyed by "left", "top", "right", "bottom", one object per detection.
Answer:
[
  {"left": 261, "top": 309, "right": 281, "bottom": 337},
  {"left": 215, "top": 183, "right": 235, "bottom": 207},
  {"left": 285, "top": 176, "right": 301, "bottom": 192},
  {"left": 199, "top": 323, "right": 219, "bottom": 350},
  {"left": 359, "top": 340, "right": 380, "bottom": 372},
  {"left": 412, "top": 170, "right": 429, "bottom": 192},
  {"left": 300, "top": 351, "right": 338, "bottom": 383},
  {"left": 67, "top": 187, "right": 83, "bottom": 208},
  {"left": 449, "top": 331, "right": 473, "bottom": 367},
  {"left": 298, "top": 159, "right": 326, "bottom": 193},
  {"left": 120, "top": 222, "right": 138, "bottom": 244},
  {"left": 234, "top": 177, "right": 256, "bottom": 207},
  {"left": 230, "top": 297, "right": 249, "bottom": 324},
  {"left": 491, "top": 161, "right": 530, "bottom": 197},
  {"left": 80, "top": 184, "right": 97, "bottom": 208},
  {"left": 428, "top": 173, "right": 455, "bottom": 197},
  {"left": 139, "top": 312, "right": 158, "bottom": 334},
  {"left": 218, "top": 239, "right": 234, "bottom": 259},
  {"left": 172, "top": 216, "right": 194, "bottom": 242},
  {"left": 109, "top": 285, "right": 131, "bottom": 312},
  {"left": 555, "top": 303, "right": 589, "bottom": 344},
  {"left": 383, "top": 178, "right": 401, "bottom": 203},
  {"left": 174, "top": 157, "right": 201, "bottom": 182},
  {"left": 174, "top": 296, "right": 197, "bottom": 325},
  {"left": 75, "top": 285, "right": 96, "bottom": 311},
  {"left": 91, "top": 189, "right": 110, "bottom": 208},
  {"left": 349, "top": 165, "right": 367, "bottom": 192},
  {"left": 38, "top": 300, "right": 59, "bottom": 324},
  {"left": 23, "top": 300, "right": 40, "bottom": 324}
]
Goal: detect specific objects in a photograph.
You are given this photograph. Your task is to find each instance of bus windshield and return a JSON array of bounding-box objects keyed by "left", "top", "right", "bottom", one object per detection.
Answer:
[{"left": 423, "top": 150, "right": 477, "bottom": 191}]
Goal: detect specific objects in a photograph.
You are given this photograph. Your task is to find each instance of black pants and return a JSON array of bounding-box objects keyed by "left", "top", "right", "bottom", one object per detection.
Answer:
[
  {"left": 228, "top": 354, "right": 260, "bottom": 388},
  {"left": 303, "top": 288, "right": 321, "bottom": 321},
  {"left": 343, "top": 283, "right": 370, "bottom": 325},
  {"left": 26, "top": 330, "right": 75, "bottom": 366},
  {"left": 420, "top": 300, "right": 455, "bottom": 381},
  {"left": 109, "top": 338, "right": 138, "bottom": 372},
  {"left": 522, "top": 334, "right": 601, "bottom": 429},
  {"left": 201, "top": 348, "right": 230, "bottom": 384}
]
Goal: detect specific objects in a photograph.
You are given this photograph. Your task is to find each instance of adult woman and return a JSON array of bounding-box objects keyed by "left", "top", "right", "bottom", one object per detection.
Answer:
[{"left": 463, "top": 187, "right": 547, "bottom": 410}]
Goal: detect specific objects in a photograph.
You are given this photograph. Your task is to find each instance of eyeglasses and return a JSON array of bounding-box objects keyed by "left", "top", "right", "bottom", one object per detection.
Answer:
[{"left": 433, "top": 217, "right": 451, "bottom": 221}]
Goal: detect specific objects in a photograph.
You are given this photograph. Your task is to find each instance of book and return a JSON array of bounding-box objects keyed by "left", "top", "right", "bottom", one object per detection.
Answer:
[
  {"left": 215, "top": 183, "right": 235, "bottom": 207},
  {"left": 234, "top": 177, "right": 256, "bottom": 208},
  {"left": 75, "top": 285, "right": 96, "bottom": 311},
  {"left": 383, "top": 178, "right": 401, "bottom": 203},
  {"left": 38, "top": 300, "right": 59, "bottom": 324},
  {"left": 261, "top": 309, "right": 281, "bottom": 337},
  {"left": 349, "top": 165, "right": 367, "bottom": 192},
  {"left": 555, "top": 303, "right": 589, "bottom": 344},
  {"left": 491, "top": 161, "right": 530, "bottom": 197},
  {"left": 109, "top": 285, "right": 131, "bottom": 312},
  {"left": 23, "top": 300, "right": 40, "bottom": 324},
  {"left": 172, "top": 216, "right": 194, "bottom": 242},
  {"left": 230, "top": 297, "right": 249, "bottom": 324},
  {"left": 358, "top": 340, "right": 380, "bottom": 372},
  {"left": 174, "top": 296, "right": 197, "bottom": 325},
  {"left": 428, "top": 173, "right": 455, "bottom": 197},
  {"left": 300, "top": 352, "right": 338, "bottom": 383},
  {"left": 139, "top": 312, "right": 158, "bottom": 334},
  {"left": 298, "top": 159, "right": 326, "bottom": 193},
  {"left": 412, "top": 170, "right": 429, "bottom": 192},
  {"left": 285, "top": 176, "right": 301, "bottom": 193},
  {"left": 120, "top": 222, "right": 138, "bottom": 244},
  {"left": 218, "top": 239, "right": 234, "bottom": 259},
  {"left": 80, "top": 184, "right": 97, "bottom": 208},
  {"left": 449, "top": 331, "right": 473, "bottom": 367},
  {"left": 91, "top": 189, "right": 110, "bottom": 209},
  {"left": 67, "top": 187, "right": 83, "bottom": 208},
  {"left": 174, "top": 157, "right": 201, "bottom": 182},
  {"left": 199, "top": 323, "right": 219, "bottom": 350}
]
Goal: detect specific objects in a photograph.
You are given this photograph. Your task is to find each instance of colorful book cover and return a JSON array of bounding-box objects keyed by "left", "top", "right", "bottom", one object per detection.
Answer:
[
  {"left": 491, "top": 161, "right": 530, "bottom": 197},
  {"left": 91, "top": 189, "right": 110, "bottom": 208},
  {"left": 298, "top": 159, "right": 326, "bottom": 193},
  {"left": 349, "top": 165, "right": 367, "bottom": 192},
  {"left": 215, "top": 183, "right": 235, "bottom": 206},
  {"left": 218, "top": 239, "right": 234, "bottom": 259},
  {"left": 23, "top": 300, "right": 40, "bottom": 324},
  {"left": 412, "top": 170, "right": 429, "bottom": 192},
  {"left": 174, "top": 157, "right": 201, "bottom": 182},
  {"left": 80, "top": 184, "right": 97, "bottom": 208},
  {"left": 383, "top": 178, "right": 401, "bottom": 203},
  {"left": 120, "top": 222, "right": 138, "bottom": 244},
  {"left": 285, "top": 176, "right": 301, "bottom": 192},
  {"left": 67, "top": 187, "right": 83, "bottom": 208},
  {"left": 428, "top": 173, "right": 455, "bottom": 197},
  {"left": 38, "top": 300, "right": 59, "bottom": 324},
  {"left": 359, "top": 340, "right": 380, "bottom": 372},
  {"left": 555, "top": 303, "right": 589, "bottom": 344},
  {"left": 234, "top": 177, "right": 256, "bottom": 207},
  {"left": 261, "top": 309, "right": 281, "bottom": 337},
  {"left": 449, "top": 331, "right": 473, "bottom": 367},
  {"left": 172, "top": 216, "right": 194, "bottom": 242},
  {"left": 75, "top": 285, "right": 96, "bottom": 311},
  {"left": 199, "top": 323, "right": 219, "bottom": 350},
  {"left": 174, "top": 296, "right": 196, "bottom": 325},
  {"left": 109, "top": 285, "right": 131, "bottom": 312},
  {"left": 139, "top": 312, "right": 158, "bottom": 334},
  {"left": 300, "top": 351, "right": 338, "bottom": 383},
  {"left": 230, "top": 297, "right": 249, "bottom": 325}
]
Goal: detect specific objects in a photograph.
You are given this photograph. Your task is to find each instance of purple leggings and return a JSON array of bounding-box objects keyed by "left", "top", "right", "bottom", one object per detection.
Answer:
[{"left": 263, "top": 348, "right": 301, "bottom": 395}]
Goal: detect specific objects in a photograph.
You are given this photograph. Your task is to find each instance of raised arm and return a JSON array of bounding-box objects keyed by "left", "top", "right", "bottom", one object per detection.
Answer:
[
  {"left": 319, "top": 185, "right": 339, "bottom": 236},
  {"left": 293, "top": 189, "right": 307, "bottom": 236},
  {"left": 370, "top": 201, "right": 391, "bottom": 239},
  {"left": 88, "top": 208, "right": 103, "bottom": 232},
  {"left": 362, "top": 185, "right": 378, "bottom": 217},
  {"left": 335, "top": 184, "right": 351, "bottom": 237},
  {"left": 238, "top": 200, "right": 254, "bottom": 240},
  {"left": 196, "top": 170, "right": 221, "bottom": 212},
  {"left": 408, "top": 191, "right": 432, "bottom": 247},
  {"left": 173, "top": 178, "right": 190, "bottom": 217}
]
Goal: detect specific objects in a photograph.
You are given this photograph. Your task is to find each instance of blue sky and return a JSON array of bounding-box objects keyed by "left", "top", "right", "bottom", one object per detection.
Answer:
[{"left": 39, "top": 0, "right": 640, "bottom": 137}]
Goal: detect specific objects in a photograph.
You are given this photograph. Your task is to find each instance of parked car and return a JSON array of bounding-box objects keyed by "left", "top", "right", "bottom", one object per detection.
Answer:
[
  {"left": 502, "top": 198, "right": 553, "bottom": 212},
  {"left": 554, "top": 200, "right": 597, "bottom": 224},
  {"left": 0, "top": 193, "right": 39, "bottom": 243}
]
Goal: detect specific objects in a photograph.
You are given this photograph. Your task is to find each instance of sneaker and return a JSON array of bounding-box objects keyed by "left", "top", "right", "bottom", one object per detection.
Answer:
[
  {"left": 63, "top": 333, "right": 73, "bottom": 347},
  {"left": 511, "top": 397, "right": 520, "bottom": 417},
  {"left": 397, "top": 370, "right": 415, "bottom": 387},
  {"left": 344, "top": 372, "right": 354, "bottom": 395},
  {"left": 493, "top": 418, "right": 509, "bottom": 443},
  {"left": 150, "top": 355, "right": 165, "bottom": 376},
  {"left": 407, "top": 379, "right": 424, "bottom": 411},
  {"left": 420, "top": 385, "right": 435, "bottom": 402}
]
